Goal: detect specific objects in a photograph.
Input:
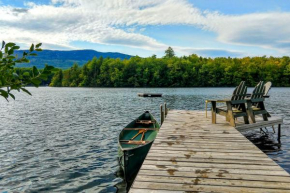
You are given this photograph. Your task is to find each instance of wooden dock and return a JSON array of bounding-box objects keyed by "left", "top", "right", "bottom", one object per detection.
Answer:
[{"left": 129, "top": 110, "right": 290, "bottom": 193}]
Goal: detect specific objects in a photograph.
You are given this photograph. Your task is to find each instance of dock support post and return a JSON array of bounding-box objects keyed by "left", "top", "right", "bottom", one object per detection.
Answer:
[
  {"left": 205, "top": 100, "right": 208, "bottom": 118},
  {"left": 164, "top": 103, "right": 167, "bottom": 118},
  {"left": 278, "top": 124, "right": 281, "bottom": 142},
  {"left": 160, "top": 105, "right": 164, "bottom": 125},
  {"left": 211, "top": 101, "right": 216, "bottom": 124}
]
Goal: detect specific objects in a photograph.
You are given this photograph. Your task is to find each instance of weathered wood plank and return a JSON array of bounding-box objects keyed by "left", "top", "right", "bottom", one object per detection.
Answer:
[
  {"left": 153, "top": 142, "right": 257, "bottom": 148},
  {"left": 130, "top": 189, "right": 186, "bottom": 193},
  {"left": 142, "top": 160, "right": 283, "bottom": 171},
  {"left": 145, "top": 156, "right": 277, "bottom": 166},
  {"left": 140, "top": 165, "right": 288, "bottom": 176},
  {"left": 135, "top": 175, "right": 290, "bottom": 189},
  {"left": 138, "top": 170, "right": 290, "bottom": 182},
  {"left": 154, "top": 139, "right": 255, "bottom": 145},
  {"left": 146, "top": 152, "right": 273, "bottom": 161},
  {"left": 152, "top": 144, "right": 261, "bottom": 150},
  {"left": 147, "top": 150, "right": 270, "bottom": 158},
  {"left": 151, "top": 147, "right": 263, "bottom": 153},
  {"left": 132, "top": 182, "right": 290, "bottom": 193},
  {"left": 148, "top": 150, "right": 268, "bottom": 157}
]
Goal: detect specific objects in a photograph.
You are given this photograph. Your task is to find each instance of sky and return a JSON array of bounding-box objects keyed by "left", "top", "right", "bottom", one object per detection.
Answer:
[{"left": 1, "top": 0, "right": 290, "bottom": 58}]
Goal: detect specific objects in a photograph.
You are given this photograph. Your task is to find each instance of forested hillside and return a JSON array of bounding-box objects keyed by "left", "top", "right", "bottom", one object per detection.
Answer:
[
  {"left": 14, "top": 49, "right": 132, "bottom": 69},
  {"left": 48, "top": 48, "right": 290, "bottom": 87}
]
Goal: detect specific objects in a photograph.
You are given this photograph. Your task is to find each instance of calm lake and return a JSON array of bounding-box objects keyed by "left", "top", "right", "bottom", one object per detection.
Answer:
[{"left": 1, "top": 87, "right": 290, "bottom": 192}]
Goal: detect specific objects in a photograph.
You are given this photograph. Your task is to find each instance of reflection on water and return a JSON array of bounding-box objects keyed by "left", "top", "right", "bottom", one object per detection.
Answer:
[{"left": 0, "top": 87, "right": 289, "bottom": 192}]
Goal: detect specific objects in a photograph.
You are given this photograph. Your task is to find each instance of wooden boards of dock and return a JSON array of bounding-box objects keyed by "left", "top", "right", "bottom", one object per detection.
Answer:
[
  {"left": 138, "top": 93, "right": 162, "bottom": 97},
  {"left": 129, "top": 110, "right": 290, "bottom": 193}
]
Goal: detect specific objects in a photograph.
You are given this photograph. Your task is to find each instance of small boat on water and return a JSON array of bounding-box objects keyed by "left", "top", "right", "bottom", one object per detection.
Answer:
[
  {"left": 138, "top": 93, "right": 162, "bottom": 97},
  {"left": 118, "top": 111, "right": 160, "bottom": 186}
]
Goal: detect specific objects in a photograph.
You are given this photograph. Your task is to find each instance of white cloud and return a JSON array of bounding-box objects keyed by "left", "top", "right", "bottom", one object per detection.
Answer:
[
  {"left": 1, "top": 0, "right": 290, "bottom": 56},
  {"left": 0, "top": 1, "right": 173, "bottom": 51},
  {"left": 203, "top": 12, "right": 290, "bottom": 52}
]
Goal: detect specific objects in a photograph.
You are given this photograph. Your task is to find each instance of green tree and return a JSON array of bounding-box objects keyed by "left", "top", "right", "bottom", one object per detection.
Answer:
[
  {"left": 164, "top": 47, "right": 175, "bottom": 58},
  {"left": 0, "top": 41, "right": 55, "bottom": 100},
  {"left": 50, "top": 69, "right": 63, "bottom": 87}
]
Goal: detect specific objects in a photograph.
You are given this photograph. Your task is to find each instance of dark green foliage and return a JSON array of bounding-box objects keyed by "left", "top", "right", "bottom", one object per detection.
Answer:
[
  {"left": 0, "top": 41, "right": 56, "bottom": 100},
  {"left": 49, "top": 50, "right": 290, "bottom": 87}
]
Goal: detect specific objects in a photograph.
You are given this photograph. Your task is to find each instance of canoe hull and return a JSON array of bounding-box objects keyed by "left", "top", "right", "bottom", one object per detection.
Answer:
[{"left": 118, "top": 141, "right": 153, "bottom": 185}]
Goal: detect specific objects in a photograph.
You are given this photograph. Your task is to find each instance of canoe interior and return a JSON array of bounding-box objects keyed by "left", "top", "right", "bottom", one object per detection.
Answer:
[{"left": 119, "top": 111, "right": 160, "bottom": 150}]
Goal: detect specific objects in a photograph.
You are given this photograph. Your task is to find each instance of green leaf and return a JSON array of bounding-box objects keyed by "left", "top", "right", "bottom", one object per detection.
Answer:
[
  {"left": 51, "top": 68, "right": 59, "bottom": 72},
  {"left": 29, "top": 53, "right": 37, "bottom": 56},
  {"left": 19, "top": 58, "right": 30, "bottom": 63},
  {"left": 35, "top": 48, "right": 42, "bottom": 51},
  {"left": 12, "top": 46, "right": 20, "bottom": 50},
  {"left": 20, "top": 88, "right": 32, "bottom": 95},
  {"left": 8, "top": 93, "right": 15, "bottom": 100},
  {"left": 32, "top": 66, "right": 39, "bottom": 76},
  {"left": 36, "top": 43, "right": 42, "bottom": 48},
  {"left": 6, "top": 43, "right": 15, "bottom": 47},
  {"left": 30, "top": 78, "right": 41, "bottom": 86},
  {"left": 7, "top": 55, "right": 15, "bottom": 59},
  {"left": 39, "top": 74, "right": 48, "bottom": 80},
  {"left": 5, "top": 45, "right": 8, "bottom": 53},
  {"left": 0, "top": 89, "right": 8, "bottom": 98},
  {"left": 23, "top": 72, "right": 30, "bottom": 77},
  {"left": 30, "top": 44, "right": 34, "bottom": 52},
  {"left": 13, "top": 72, "right": 19, "bottom": 78},
  {"left": 8, "top": 49, "right": 14, "bottom": 55},
  {"left": 0, "top": 51, "right": 2, "bottom": 59},
  {"left": 44, "top": 65, "right": 55, "bottom": 71},
  {"left": 1, "top": 41, "right": 5, "bottom": 50}
]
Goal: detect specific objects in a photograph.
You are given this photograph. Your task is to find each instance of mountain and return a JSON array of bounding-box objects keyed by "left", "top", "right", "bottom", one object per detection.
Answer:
[{"left": 15, "top": 49, "right": 132, "bottom": 69}]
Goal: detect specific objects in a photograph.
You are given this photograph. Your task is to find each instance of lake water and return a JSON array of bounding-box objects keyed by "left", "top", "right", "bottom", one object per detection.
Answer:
[{"left": 0, "top": 87, "right": 290, "bottom": 192}]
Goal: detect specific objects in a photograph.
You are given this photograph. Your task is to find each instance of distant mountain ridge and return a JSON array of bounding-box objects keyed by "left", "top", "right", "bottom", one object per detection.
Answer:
[{"left": 15, "top": 49, "right": 132, "bottom": 69}]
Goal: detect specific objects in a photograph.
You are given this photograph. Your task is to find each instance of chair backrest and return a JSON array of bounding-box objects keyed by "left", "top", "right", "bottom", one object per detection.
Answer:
[
  {"left": 264, "top": 81, "right": 272, "bottom": 96},
  {"left": 231, "top": 81, "right": 247, "bottom": 101},
  {"left": 251, "top": 81, "right": 265, "bottom": 101}
]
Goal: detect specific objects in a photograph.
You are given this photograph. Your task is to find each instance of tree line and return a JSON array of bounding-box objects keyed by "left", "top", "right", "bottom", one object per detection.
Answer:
[{"left": 20, "top": 47, "right": 290, "bottom": 87}]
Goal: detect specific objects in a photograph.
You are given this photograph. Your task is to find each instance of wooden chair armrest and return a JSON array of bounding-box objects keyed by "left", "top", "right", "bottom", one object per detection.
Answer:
[
  {"left": 207, "top": 99, "right": 230, "bottom": 102},
  {"left": 246, "top": 95, "right": 269, "bottom": 99}
]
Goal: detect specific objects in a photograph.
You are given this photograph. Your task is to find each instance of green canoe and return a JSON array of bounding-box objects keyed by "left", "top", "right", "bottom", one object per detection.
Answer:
[{"left": 118, "top": 111, "right": 160, "bottom": 187}]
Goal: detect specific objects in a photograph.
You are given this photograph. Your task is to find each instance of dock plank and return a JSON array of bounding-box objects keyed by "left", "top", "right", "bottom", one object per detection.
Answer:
[{"left": 129, "top": 110, "right": 290, "bottom": 193}]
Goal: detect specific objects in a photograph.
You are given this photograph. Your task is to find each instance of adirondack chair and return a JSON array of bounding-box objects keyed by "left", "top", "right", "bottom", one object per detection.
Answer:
[
  {"left": 246, "top": 81, "right": 269, "bottom": 123},
  {"left": 209, "top": 81, "right": 249, "bottom": 127},
  {"left": 264, "top": 81, "right": 272, "bottom": 96}
]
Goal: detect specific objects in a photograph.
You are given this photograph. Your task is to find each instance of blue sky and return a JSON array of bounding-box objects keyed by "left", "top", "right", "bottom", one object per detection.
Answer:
[{"left": 1, "top": 0, "right": 290, "bottom": 57}]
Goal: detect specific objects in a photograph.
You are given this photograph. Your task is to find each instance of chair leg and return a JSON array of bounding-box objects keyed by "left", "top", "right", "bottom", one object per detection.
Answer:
[
  {"left": 226, "top": 102, "right": 235, "bottom": 127},
  {"left": 226, "top": 114, "right": 230, "bottom": 122},
  {"left": 247, "top": 101, "right": 256, "bottom": 123},
  {"left": 262, "top": 113, "right": 268, "bottom": 121},
  {"left": 259, "top": 102, "right": 268, "bottom": 121},
  {"left": 243, "top": 116, "right": 249, "bottom": 124},
  {"left": 241, "top": 103, "right": 249, "bottom": 124}
]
